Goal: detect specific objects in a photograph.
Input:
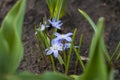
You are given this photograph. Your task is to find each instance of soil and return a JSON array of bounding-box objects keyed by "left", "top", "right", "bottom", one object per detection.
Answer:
[{"left": 0, "top": 0, "right": 120, "bottom": 79}]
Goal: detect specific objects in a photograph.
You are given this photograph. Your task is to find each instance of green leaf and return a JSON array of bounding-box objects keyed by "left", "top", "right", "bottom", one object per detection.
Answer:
[
  {"left": 79, "top": 17, "right": 108, "bottom": 80},
  {"left": 46, "top": 0, "right": 56, "bottom": 18},
  {"left": 65, "top": 29, "right": 77, "bottom": 74},
  {"left": 78, "top": 9, "right": 111, "bottom": 62},
  {"left": 111, "top": 42, "right": 120, "bottom": 61},
  {"left": 107, "top": 67, "right": 114, "bottom": 80},
  {"left": 73, "top": 46, "right": 85, "bottom": 72},
  {"left": 116, "top": 51, "right": 120, "bottom": 61},
  {"left": 46, "top": 0, "right": 67, "bottom": 19},
  {"left": 6, "top": 72, "right": 72, "bottom": 80},
  {"left": 0, "top": 32, "right": 9, "bottom": 75},
  {"left": 0, "top": 0, "right": 26, "bottom": 74},
  {"left": 36, "top": 30, "right": 50, "bottom": 48},
  {"left": 78, "top": 9, "right": 96, "bottom": 32},
  {"left": 58, "top": 54, "right": 65, "bottom": 65}
]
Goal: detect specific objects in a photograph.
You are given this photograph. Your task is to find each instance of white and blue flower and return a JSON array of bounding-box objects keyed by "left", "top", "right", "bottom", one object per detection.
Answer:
[
  {"left": 45, "top": 40, "right": 63, "bottom": 58},
  {"left": 48, "top": 18, "right": 63, "bottom": 29},
  {"left": 36, "top": 21, "right": 50, "bottom": 32},
  {"left": 53, "top": 32, "right": 73, "bottom": 42}
]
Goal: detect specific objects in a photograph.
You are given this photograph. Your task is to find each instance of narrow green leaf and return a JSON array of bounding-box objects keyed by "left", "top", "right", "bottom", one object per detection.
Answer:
[
  {"left": 0, "top": 0, "right": 26, "bottom": 74},
  {"left": 111, "top": 42, "right": 120, "bottom": 61},
  {"left": 78, "top": 9, "right": 96, "bottom": 32},
  {"left": 54, "top": 0, "right": 67, "bottom": 19},
  {"left": 54, "top": 0, "right": 63, "bottom": 19},
  {"left": 46, "top": 0, "right": 67, "bottom": 19},
  {"left": 116, "top": 51, "right": 120, "bottom": 61},
  {"left": 78, "top": 9, "right": 111, "bottom": 62},
  {"left": 74, "top": 35, "right": 84, "bottom": 73},
  {"left": 80, "top": 17, "right": 108, "bottom": 80},
  {"left": 50, "top": 55, "right": 56, "bottom": 71},
  {"left": 65, "top": 29, "right": 77, "bottom": 75},
  {"left": 37, "top": 30, "right": 49, "bottom": 48},
  {"left": 46, "top": 0, "right": 56, "bottom": 18},
  {"left": 73, "top": 46, "right": 85, "bottom": 72},
  {"left": 58, "top": 54, "right": 65, "bottom": 65}
]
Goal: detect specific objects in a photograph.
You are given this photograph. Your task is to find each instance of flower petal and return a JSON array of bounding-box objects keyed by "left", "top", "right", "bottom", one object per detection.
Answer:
[
  {"left": 45, "top": 48, "right": 48, "bottom": 51},
  {"left": 65, "top": 37, "right": 72, "bottom": 42},
  {"left": 48, "top": 20, "right": 52, "bottom": 24},
  {"left": 46, "top": 50, "right": 53, "bottom": 55},
  {"left": 53, "top": 50, "right": 58, "bottom": 58},
  {"left": 46, "top": 25, "right": 50, "bottom": 28},
  {"left": 65, "top": 32, "right": 73, "bottom": 37},
  {"left": 52, "top": 39, "right": 60, "bottom": 45},
  {"left": 56, "top": 20, "right": 61, "bottom": 24},
  {"left": 54, "top": 32, "right": 61, "bottom": 37},
  {"left": 55, "top": 25, "right": 61, "bottom": 29},
  {"left": 58, "top": 46, "right": 63, "bottom": 51},
  {"left": 52, "top": 18, "right": 56, "bottom": 22},
  {"left": 40, "top": 24, "right": 45, "bottom": 31},
  {"left": 75, "top": 46, "right": 79, "bottom": 48},
  {"left": 35, "top": 32, "right": 37, "bottom": 35},
  {"left": 48, "top": 18, "right": 62, "bottom": 29},
  {"left": 57, "top": 23, "right": 63, "bottom": 27}
]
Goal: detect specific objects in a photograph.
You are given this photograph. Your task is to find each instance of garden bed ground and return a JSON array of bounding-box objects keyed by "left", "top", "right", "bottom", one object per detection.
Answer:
[{"left": 0, "top": 0, "right": 120, "bottom": 79}]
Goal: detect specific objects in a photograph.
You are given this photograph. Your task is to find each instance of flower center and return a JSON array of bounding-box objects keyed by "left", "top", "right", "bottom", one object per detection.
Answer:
[
  {"left": 61, "top": 34, "right": 65, "bottom": 38},
  {"left": 53, "top": 45, "right": 58, "bottom": 50}
]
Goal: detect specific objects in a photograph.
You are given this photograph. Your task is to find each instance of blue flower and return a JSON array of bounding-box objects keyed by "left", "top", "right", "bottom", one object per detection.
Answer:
[
  {"left": 64, "top": 43, "right": 71, "bottom": 49},
  {"left": 53, "top": 32, "right": 73, "bottom": 42},
  {"left": 48, "top": 18, "right": 63, "bottom": 29},
  {"left": 35, "top": 31, "right": 38, "bottom": 35},
  {"left": 38, "top": 21, "right": 50, "bottom": 31},
  {"left": 63, "top": 43, "right": 79, "bottom": 50},
  {"left": 45, "top": 40, "right": 63, "bottom": 58}
]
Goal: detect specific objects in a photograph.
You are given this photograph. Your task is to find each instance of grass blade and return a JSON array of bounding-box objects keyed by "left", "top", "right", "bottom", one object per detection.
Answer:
[
  {"left": 80, "top": 17, "right": 108, "bottom": 80},
  {"left": 65, "top": 29, "right": 77, "bottom": 75},
  {"left": 78, "top": 9, "right": 96, "bottom": 32}
]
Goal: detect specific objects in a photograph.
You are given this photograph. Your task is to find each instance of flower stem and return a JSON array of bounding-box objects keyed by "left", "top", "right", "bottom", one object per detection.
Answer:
[
  {"left": 63, "top": 49, "right": 67, "bottom": 65},
  {"left": 111, "top": 42, "right": 120, "bottom": 61},
  {"left": 65, "top": 29, "right": 77, "bottom": 75},
  {"left": 73, "top": 46, "right": 85, "bottom": 71},
  {"left": 74, "top": 34, "right": 84, "bottom": 73},
  {"left": 50, "top": 55, "right": 56, "bottom": 71}
]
